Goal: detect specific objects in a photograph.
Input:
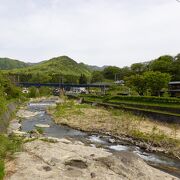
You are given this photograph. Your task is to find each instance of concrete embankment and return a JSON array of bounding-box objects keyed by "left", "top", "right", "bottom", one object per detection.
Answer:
[{"left": 0, "top": 102, "right": 19, "bottom": 133}]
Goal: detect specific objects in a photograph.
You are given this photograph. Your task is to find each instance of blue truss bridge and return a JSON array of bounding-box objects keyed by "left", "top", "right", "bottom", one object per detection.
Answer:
[{"left": 17, "top": 82, "right": 110, "bottom": 88}]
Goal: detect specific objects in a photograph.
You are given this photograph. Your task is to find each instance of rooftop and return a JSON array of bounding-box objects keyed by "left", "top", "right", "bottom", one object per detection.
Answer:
[{"left": 168, "top": 81, "right": 180, "bottom": 85}]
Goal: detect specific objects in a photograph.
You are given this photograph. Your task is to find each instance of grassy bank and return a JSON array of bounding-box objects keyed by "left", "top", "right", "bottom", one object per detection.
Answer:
[
  {"left": 80, "top": 95, "right": 180, "bottom": 108},
  {"left": 50, "top": 100, "right": 180, "bottom": 158},
  {"left": 0, "top": 135, "right": 22, "bottom": 180},
  {"left": 77, "top": 95, "right": 180, "bottom": 122}
]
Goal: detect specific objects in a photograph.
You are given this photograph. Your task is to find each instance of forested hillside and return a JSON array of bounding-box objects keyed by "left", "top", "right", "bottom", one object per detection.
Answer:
[
  {"left": 0, "top": 58, "right": 30, "bottom": 70},
  {"left": 7, "top": 56, "right": 92, "bottom": 83}
]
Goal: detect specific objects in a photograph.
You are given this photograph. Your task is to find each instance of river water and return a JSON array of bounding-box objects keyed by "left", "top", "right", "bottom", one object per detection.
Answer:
[{"left": 21, "top": 100, "right": 180, "bottom": 178}]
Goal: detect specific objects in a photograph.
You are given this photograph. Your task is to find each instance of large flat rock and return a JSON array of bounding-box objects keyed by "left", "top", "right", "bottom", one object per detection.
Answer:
[
  {"left": 5, "top": 139, "right": 178, "bottom": 180},
  {"left": 16, "top": 109, "right": 39, "bottom": 118}
]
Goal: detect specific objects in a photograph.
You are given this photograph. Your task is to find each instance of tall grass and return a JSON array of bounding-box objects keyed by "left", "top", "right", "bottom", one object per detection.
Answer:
[
  {"left": 0, "top": 135, "right": 22, "bottom": 180},
  {"left": 55, "top": 101, "right": 92, "bottom": 117}
]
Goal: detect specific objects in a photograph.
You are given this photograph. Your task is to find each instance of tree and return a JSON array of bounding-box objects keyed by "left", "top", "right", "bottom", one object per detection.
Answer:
[
  {"left": 125, "top": 74, "right": 147, "bottom": 96},
  {"left": 149, "top": 55, "right": 174, "bottom": 74},
  {"left": 29, "top": 73, "right": 51, "bottom": 83},
  {"left": 91, "top": 71, "right": 104, "bottom": 83},
  {"left": 0, "top": 73, "right": 21, "bottom": 99},
  {"left": 119, "top": 66, "right": 132, "bottom": 79},
  {"left": 143, "top": 71, "right": 171, "bottom": 96},
  {"left": 172, "top": 54, "right": 180, "bottom": 80},
  {"left": 131, "top": 63, "right": 147, "bottom": 74},
  {"left": 103, "top": 66, "right": 121, "bottom": 80},
  {"left": 79, "top": 74, "right": 88, "bottom": 84}
]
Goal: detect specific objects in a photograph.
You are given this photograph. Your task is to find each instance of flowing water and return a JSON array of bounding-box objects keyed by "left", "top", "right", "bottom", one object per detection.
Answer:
[{"left": 21, "top": 100, "right": 180, "bottom": 178}]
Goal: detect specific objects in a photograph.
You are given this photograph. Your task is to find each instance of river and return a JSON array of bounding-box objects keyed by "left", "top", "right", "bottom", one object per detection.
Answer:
[{"left": 21, "top": 99, "right": 180, "bottom": 178}]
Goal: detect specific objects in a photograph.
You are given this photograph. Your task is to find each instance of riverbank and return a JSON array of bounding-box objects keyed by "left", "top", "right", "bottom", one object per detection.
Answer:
[
  {"left": 0, "top": 102, "right": 20, "bottom": 133},
  {"left": 0, "top": 100, "right": 23, "bottom": 180},
  {"left": 49, "top": 100, "right": 180, "bottom": 159}
]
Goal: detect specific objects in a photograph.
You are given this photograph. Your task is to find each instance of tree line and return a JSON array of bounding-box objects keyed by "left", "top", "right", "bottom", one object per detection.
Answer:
[
  {"left": 4, "top": 53, "right": 180, "bottom": 96},
  {"left": 91, "top": 53, "right": 180, "bottom": 96}
]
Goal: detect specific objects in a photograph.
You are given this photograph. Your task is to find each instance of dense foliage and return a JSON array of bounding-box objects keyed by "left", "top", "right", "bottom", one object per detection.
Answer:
[
  {"left": 126, "top": 71, "right": 171, "bottom": 96},
  {"left": 100, "top": 54, "right": 180, "bottom": 82},
  {"left": 91, "top": 71, "right": 104, "bottom": 83},
  {"left": 79, "top": 74, "right": 88, "bottom": 84},
  {"left": 0, "top": 73, "right": 21, "bottom": 114}
]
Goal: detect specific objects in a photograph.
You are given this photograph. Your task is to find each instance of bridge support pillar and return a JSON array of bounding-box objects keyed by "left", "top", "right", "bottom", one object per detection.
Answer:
[
  {"left": 87, "top": 87, "right": 90, "bottom": 94},
  {"left": 59, "top": 87, "right": 65, "bottom": 97},
  {"left": 101, "top": 87, "right": 106, "bottom": 95}
]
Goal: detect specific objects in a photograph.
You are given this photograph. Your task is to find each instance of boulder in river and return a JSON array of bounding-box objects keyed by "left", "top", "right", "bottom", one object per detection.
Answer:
[
  {"left": 17, "top": 110, "right": 39, "bottom": 118},
  {"left": 12, "top": 130, "right": 27, "bottom": 137},
  {"left": 7, "top": 119, "right": 21, "bottom": 134},
  {"left": 35, "top": 124, "right": 50, "bottom": 128}
]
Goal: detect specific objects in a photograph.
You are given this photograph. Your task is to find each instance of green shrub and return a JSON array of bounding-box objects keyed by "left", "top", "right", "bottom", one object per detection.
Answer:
[
  {"left": 0, "top": 160, "right": 4, "bottom": 180},
  {"left": 35, "top": 127, "right": 44, "bottom": 134},
  {"left": 28, "top": 87, "right": 38, "bottom": 98},
  {"left": 0, "top": 97, "right": 7, "bottom": 116},
  {"left": 39, "top": 87, "right": 51, "bottom": 96}
]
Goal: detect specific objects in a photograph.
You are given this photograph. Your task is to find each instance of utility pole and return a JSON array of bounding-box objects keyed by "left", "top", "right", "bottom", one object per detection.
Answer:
[
  {"left": 59, "top": 75, "right": 64, "bottom": 96},
  {"left": 18, "top": 74, "right": 20, "bottom": 84},
  {"left": 114, "top": 73, "right": 120, "bottom": 82}
]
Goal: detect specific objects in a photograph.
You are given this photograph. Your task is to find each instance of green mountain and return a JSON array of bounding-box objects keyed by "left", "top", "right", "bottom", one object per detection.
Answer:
[
  {"left": 0, "top": 58, "right": 30, "bottom": 70},
  {"left": 8, "top": 56, "right": 92, "bottom": 83},
  {"left": 14, "top": 56, "right": 91, "bottom": 75}
]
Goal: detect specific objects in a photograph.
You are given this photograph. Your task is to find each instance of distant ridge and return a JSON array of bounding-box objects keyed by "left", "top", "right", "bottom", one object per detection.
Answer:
[
  {"left": 0, "top": 58, "right": 31, "bottom": 70},
  {"left": 79, "top": 62, "right": 107, "bottom": 71}
]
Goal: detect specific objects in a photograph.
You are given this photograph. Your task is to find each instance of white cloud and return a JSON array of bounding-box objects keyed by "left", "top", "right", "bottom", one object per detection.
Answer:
[{"left": 0, "top": 0, "right": 180, "bottom": 66}]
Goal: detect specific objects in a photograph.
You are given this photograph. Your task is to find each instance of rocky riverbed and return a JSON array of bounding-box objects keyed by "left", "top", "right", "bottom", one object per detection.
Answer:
[
  {"left": 5, "top": 98, "right": 180, "bottom": 179},
  {"left": 5, "top": 138, "right": 178, "bottom": 180}
]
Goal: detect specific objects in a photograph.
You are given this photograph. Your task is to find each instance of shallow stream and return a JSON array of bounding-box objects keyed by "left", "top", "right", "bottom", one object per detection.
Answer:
[{"left": 21, "top": 100, "right": 180, "bottom": 178}]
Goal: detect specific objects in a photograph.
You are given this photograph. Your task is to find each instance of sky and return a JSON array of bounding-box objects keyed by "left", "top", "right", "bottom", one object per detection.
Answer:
[{"left": 0, "top": 0, "right": 180, "bottom": 67}]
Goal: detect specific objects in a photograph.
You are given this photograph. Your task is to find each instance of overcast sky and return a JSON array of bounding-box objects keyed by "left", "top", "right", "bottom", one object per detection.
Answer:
[{"left": 0, "top": 0, "right": 180, "bottom": 67}]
